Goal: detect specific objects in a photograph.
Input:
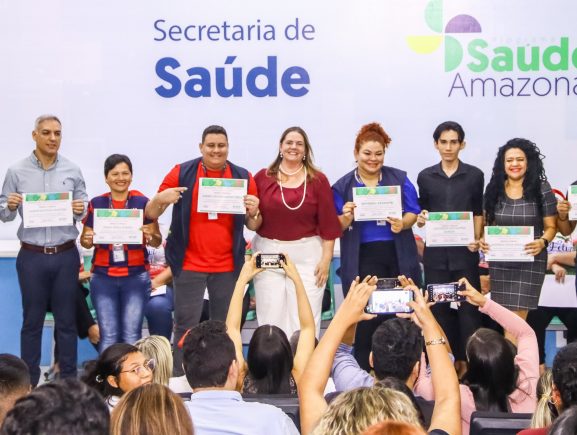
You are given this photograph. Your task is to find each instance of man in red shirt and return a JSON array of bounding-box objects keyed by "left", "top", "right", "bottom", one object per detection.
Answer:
[{"left": 147, "top": 125, "right": 260, "bottom": 375}]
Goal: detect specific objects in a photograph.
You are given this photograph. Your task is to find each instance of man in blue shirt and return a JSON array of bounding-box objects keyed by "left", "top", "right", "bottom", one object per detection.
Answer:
[
  {"left": 182, "top": 320, "right": 299, "bottom": 435},
  {"left": 0, "top": 115, "right": 88, "bottom": 386}
]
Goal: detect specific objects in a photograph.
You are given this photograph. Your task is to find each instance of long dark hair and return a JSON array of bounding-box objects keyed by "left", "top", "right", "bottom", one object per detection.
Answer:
[
  {"left": 246, "top": 325, "right": 294, "bottom": 394},
  {"left": 484, "top": 138, "right": 547, "bottom": 224},
  {"left": 82, "top": 343, "right": 139, "bottom": 398},
  {"left": 462, "top": 328, "right": 520, "bottom": 412}
]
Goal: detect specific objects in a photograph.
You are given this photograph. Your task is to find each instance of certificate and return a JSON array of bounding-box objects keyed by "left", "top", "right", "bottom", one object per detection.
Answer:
[
  {"left": 22, "top": 191, "right": 73, "bottom": 228},
  {"left": 93, "top": 209, "right": 144, "bottom": 244},
  {"left": 197, "top": 178, "right": 247, "bottom": 214},
  {"left": 484, "top": 226, "right": 534, "bottom": 262},
  {"left": 426, "top": 211, "right": 474, "bottom": 247},
  {"left": 569, "top": 185, "right": 577, "bottom": 220},
  {"left": 353, "top": 185, "right": 402, "bottom": 221}
]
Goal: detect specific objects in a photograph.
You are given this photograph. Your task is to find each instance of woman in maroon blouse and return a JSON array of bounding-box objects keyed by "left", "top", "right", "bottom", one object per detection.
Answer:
[{"left": 253, "top": 127, "right": 341, "bottom": 337}]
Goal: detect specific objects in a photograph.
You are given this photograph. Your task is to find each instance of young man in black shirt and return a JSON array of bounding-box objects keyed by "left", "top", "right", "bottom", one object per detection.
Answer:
[{"left": 417, "top": 121, "right": 484, "bottom": 376}]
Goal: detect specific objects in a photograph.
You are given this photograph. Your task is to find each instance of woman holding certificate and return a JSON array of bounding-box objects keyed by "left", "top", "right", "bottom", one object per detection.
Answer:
[
  {"left": 332, "top": 122, "right": 421, "bottom": 371},
  {"left": 252, "top": 127, "right": 341, "bottom": 338},
  {"left": 81, "top": 154, "right": 161, "bottom": 352},
  {"left": 482, "top": 139, "right": 557, "bottom": 322}
]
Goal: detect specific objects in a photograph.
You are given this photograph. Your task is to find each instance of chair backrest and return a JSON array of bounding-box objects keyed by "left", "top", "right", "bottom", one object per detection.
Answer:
[
  {"left": 242, "top": 394, "right": 300, "bottom": 431},
  {"left": 470, "top": 411, "right": 532, "bottom": 435}
]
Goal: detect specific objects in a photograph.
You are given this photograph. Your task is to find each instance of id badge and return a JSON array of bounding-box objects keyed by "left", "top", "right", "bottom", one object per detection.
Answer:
[
  {"left": 112, "top": 244, "right": 126, "bottom": 263},
  {"left": 376, "top": 220, "right": 388, "bottom": 226},
  {"left": 208, "top": 212, "right": 218, "bottom": 220}
]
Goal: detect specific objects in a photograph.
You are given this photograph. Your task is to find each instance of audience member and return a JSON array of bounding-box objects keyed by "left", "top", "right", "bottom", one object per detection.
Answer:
[
  {"left": 528, "top": 370, "right": 555, "bottom": 430},
  {"left": 362, "top": 420, "right": 427, "bottom": 435},
  {"left": 226, "top": 253, "right": 315, "bottom": 394},
  {"left": 82, "top": 343, "right": 154, "bottom": 409},
  {"left": 110, "top": 383, "right": 194, "bottom": 435},
  {"left": 298, "top": 276, "right": 460, "bottom": 435},
  {"left": 330, "top": 312, "right": 434, "bottom": 425},
  {"left": 0, "top": 378, "right": 109, "bottom": 435},
  {"left": 416, "top": 277, "right": 538, "bottom": 434},
  {"left": 135, "top": 335, "right": 173, "bottom": 386},
  {"left": 549, "top": 406, "right": 577, "bottom": 435},
  {"left": 0, "top": 355, "right": 30, "bottom": 426},
  {"left": 182, "top": 320, "right": 299, "bottom": 434}
]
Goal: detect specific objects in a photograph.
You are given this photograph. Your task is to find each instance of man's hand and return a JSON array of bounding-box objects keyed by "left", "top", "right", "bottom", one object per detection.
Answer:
[
  {"left": 72, "top": 199, "right": 85, "bottom": 215},
  {"left": 416, "top": 210, "right": 428, "bottom": 228},
  {"left": 157, "top": 187, "right": 188, "bottom": 206},
  {"left": 6, "top": 193, "right": 22, "bottom": 211}
]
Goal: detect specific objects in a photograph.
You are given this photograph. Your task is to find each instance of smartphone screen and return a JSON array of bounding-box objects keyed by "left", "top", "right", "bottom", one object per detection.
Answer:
[
  {"left": 256, "top": 253, "right": 285, "bottom": 268},
  {"left": 376, "top": 277, "right": 401, "bottom": 289},
  {"left": 426, "top": 283, "right": 465, "bottom": 303},
  {"left": 366, "top": 289, "right": 414, "bottom": 314}
]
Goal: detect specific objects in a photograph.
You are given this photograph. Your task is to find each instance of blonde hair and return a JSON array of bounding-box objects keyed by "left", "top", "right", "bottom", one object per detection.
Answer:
[
  {"left": 312, "top": 386, "right": 421, "bottom": 435},
  {"left": 362, "top": 420, "right": 426, "bottom": 435},
  {"left": 135, "top": 335, "right": 173, "bottom": 385},
  {"left": 531, "top": 369, "right": 555, "bottom": 428},
  {"left": 110, "top": 383, "right": 193, "bottom": 435}
]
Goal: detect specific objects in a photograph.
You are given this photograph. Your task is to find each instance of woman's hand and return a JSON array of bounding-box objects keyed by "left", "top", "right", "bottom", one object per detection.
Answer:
[
  {"left": 552, "top": 263, "right": 567, "bottom": 284},
  {"left": 467, "top": 240, "right": 480, "bottom": 252},
  {"left": 280, "top": 253, "right": 301, "bottom": 283},
  {"left": 525, "top": 238, "right": 546, "bottom": 257},
  {"left": 337, "top": 276, "right": 378, "bottom": 325},
  {"left": 239, "top": 253, "right": 264, "bottom": 284},
  {"left": 314, "top": 258, "right": 330, "bottom": 288},
  {"left": 397, "top": 284, "right": 434, "bottom": 330},
  {"left": 479, "top": 237, "right": 489, "bottom": 254},
  {"left": 386, "top": 216, "right": 404, "bottom": 233},
  {"left": 457, "top": 277, "right": 486, "bottom": 308}
]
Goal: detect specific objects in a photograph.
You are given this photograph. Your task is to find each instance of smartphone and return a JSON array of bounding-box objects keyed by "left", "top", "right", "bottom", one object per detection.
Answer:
[
  {"left": 255, "top": 253, "right": 286, "bottom": 269},
  {"left": 365, "top": 289, "right": 414, "bottom": 314},
  {"left": 426, "top": 283, "right": 466, "bottom": 303},
  {"left": 376, "top": 277, "right": 401, "bottom": 289}
]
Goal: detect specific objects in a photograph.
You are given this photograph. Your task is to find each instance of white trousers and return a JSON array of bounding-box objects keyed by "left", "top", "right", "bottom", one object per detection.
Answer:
[{"left": 252, "top": 234, "right": 324, "bottom": 339}]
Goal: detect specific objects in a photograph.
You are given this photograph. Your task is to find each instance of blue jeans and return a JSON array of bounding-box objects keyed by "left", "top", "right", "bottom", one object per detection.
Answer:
[
  {"left": 144, "top": 285, "right": 174, "bottom": 340},
  {"left": 91, "top": 271, "right": 150, "bottom": 353}
]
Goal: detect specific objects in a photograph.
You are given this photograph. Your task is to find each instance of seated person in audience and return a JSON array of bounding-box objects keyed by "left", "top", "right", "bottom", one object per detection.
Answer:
[
  {"left": 145, "top": 242, "right": 174, "bottom": 341},
  {"left": 549, "top": 406, "right": 577, "bottom": 435},
  {"left": 135, "top": 335, "right": 172, "bottom": 386},
  {"left": 416, "top": 277, "right": 539, "bottom": 434},
  {"left": 226, "top": 253, "right": 315, "bottom": 394},
  {"left": 363, "top": 420, "right": 430, "bottom": 435},
  {"left": 519, "top": 342, "right": 577, "bottom": 434},
  {"left": 110, "top": 383, "right": 193, "bottom": 435},
  {"left": 0, "top": 354, "right": 31, "bottom": 426},
  {"left": 0, "top": 378, "right": 109, "bottom": 435},
  {"left": 298, "top": 276, "right": 460, "bottom": 435},
  {"left": 329, "top": 310, "right": 434, "bottom": 426},
  {"left": 182, "top": 320, "right": 299, "bottom": 435},
  {"left": 527, "top": 370, "right": 555, "bottom": 431},
  {"left": 82, "top": 343, "right": 154, "bottom": 409}
]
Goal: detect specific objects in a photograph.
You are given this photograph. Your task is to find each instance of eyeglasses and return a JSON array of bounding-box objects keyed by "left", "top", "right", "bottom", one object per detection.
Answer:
[{"left": 120, "top": 359, "right": 156, "bottom": 377}]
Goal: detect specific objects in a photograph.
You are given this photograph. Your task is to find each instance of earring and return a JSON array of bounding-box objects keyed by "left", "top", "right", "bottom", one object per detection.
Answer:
[
  {"left": 303, "top": 155, "right": 306, "bottom": 161},
  {"left": 279, "top": 152, "right": 283, "bottom": 159}
]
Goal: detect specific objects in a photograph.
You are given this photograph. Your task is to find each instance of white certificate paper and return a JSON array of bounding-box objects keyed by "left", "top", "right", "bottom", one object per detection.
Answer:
[
  {"left": 93, "top": 209, "right": 144, "bottom": 245},
  {"left": 484, "top": 226, "right": 534, "bottom": 262},
  {"left": 353, "top": 185, "right": 402, "bottom": 221},
  {"left": 569, "top": 185, "right": 577, "bottom": 221},
  {"left": 426, "top": 211, "right": 474, "bottom": 247},
  {"left": 197, "top": 178, "right": 247, "bottom": 214},
  {"left": 22, "top": 191, "right": 73, "bottom": 228}
]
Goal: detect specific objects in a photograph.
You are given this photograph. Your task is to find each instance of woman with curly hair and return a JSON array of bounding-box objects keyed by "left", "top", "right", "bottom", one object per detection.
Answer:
[
  {"left": 482, "top": 138, "right": 557, "bottom": 323},
  {"left": 332, "top": 122, "right": 421, "bottom": 371}
]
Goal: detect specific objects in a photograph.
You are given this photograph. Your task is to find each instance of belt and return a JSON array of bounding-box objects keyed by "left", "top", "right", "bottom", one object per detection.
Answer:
[{"left": 20, "top": 240, "right": 76, "bottom": 255}]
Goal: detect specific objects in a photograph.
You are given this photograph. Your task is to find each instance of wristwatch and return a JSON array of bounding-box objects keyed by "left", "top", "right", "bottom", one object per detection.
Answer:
[{"left": 540, "top": 237, "right": 549, "bottom": 248}]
